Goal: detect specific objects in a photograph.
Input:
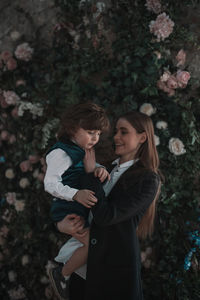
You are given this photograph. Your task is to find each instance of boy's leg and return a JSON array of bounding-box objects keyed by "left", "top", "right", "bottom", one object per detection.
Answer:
[{"left": 61, "top": 229, "right": 89, "bottom": 277}]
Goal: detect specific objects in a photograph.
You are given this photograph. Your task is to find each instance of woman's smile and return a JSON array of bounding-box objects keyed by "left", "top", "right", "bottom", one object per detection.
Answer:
[{"left": 114, "top": 118, "right": 146, "bottom": 163}]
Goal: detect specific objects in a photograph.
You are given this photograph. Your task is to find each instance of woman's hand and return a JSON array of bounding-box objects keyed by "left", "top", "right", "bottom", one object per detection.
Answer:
[
  {"left": 94, "top": 167, "right": 111, "bottom": 182},
  {"left": 57, "top": 214, "right": 85, "bottom": 235},
  {"left": 83, "top": 148, "right": 96, "bottom": 173}
]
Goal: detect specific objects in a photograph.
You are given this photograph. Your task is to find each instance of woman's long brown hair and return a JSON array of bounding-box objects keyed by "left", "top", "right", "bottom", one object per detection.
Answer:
[{"left": 118, "top": 111, "right": 161, "bottom": 239}]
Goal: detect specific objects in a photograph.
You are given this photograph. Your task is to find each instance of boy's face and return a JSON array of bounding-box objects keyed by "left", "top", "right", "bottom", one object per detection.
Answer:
[{"left": 73, "top": 128, "right": 101, "bottom": 150}]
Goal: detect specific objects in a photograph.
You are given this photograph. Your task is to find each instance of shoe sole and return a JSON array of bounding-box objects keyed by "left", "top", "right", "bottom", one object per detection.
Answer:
[{"left": 48, "top": 268, "right": 69, "bottom": 300}]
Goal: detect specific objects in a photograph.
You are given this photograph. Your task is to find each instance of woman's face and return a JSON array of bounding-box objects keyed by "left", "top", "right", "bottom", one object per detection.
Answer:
[{"left": 114, "top": 118, "right": 146, "bottom": 163}]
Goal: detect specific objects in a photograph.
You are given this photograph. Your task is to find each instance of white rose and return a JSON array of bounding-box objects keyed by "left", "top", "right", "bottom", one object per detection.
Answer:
[
  {"left": 14, "top": 200, "right": 25, "bottom": 212},
  {"left": 156, "top": 121, "right": 168, "bottom": 130},
  {"left": 40, "top": 276, "right": 49, "bottom": 284},
  {"left": 19, "top": 178, "right": 30, "bottom": 189},
  {"left": 169, "top": 138, "right": 186, "bottom": 155},
  {"left": 33, "top": 169, "right": 40, "bottom": 178},
  {"left": 145, "top": 247, "right": 153, "bottom": 255},
  {"left": 139, "top": 103, "right": 156, "bottom": 116},
  {"left": 45, "top": 260, "right": 56, "bottom": 275},
  {"left": 143, "top": 259, "right": 151, "bottom": 268},
  {"left": 141, "top": 251, "right": 147, "bottom": 263},
  {"left": 8, "top": 270, "right": 17, "bottom": 282},
  {"left": 10, "top": 31, "right": 21, "bottom": 41},
  {"left": 21, "top": 255, "right": 30, "bottom": 266},
  {"left": 5, "top": 168, "right": 15, "bottom": 179},
  {"left": 160, "top": 71, "right": 171, "bottom": 82},
  {"left": 154, "top": 135, "right": 160, "bottom": 146}
]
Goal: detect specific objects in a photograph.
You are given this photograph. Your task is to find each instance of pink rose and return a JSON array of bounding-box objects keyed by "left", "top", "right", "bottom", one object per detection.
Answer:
[
  {"left": 28, "top": 154, "right": 40, "bottom": 164},
  {"left": 1, "top": 51, "right": 12, "bottom": 62},
  {"left": 6, "top": 192, "right": 16, "bottom": 205},
  {"left": 2, "top": 113, "right": 8, "bottom": 118},
  {"left": 9, "top": 134, "right": 16, "bottom": 144},
  {"left": 166, "top": 75, "right": 178, "bottom": 89},
  {"left": 157, "top": 80, "right": 166, "bottom": 90},
  {"left": 176, "top": 70, "right": 190, "bottom": 88},
  {"left": 16, "top": 79, "right": 26, "bottom": 87},
  {"left": 1, "top": 130, "right": 10, "bottom": 141},
  {"left": 42, "top": 165, "right": 47, "bottom": 173},
  {"left": 40, "top": 157, "right": 46, "bottom": 166},
  {"left": 19, "top": 160, "right": 32, "bottom": 172},
  {"left": 157, "top": 80, "right": 175, "bottom": 96},
  {"left": 176, "top": 49, "right": 186, "bottom": 67},
  {"left": 11, "top": 107, "right": 19, "bottom": 118},
  {"left": 14, "top": 43, "right": 34, "bottom": 62},
  {"left": 6, "top": 58, "right": 17, "bottom": 71},
  {"left": 0, "top": 95, "right": 9, "bottom": 108},
  {"left": 37, "top": 173, "right": 45, "bottom": 182},
  {"left": 167, "top": 89, "right": 175, "bottom": 97}
]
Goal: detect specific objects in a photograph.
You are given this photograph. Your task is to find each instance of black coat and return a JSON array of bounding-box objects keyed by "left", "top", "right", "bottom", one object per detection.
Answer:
[{"left": 81, "top": 162, "right": 160, "bottom": 300}]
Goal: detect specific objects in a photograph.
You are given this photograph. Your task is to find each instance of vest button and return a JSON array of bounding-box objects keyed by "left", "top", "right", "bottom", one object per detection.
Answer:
[{"left": 91, "top": 238, "right": 97, "bottom": 245}]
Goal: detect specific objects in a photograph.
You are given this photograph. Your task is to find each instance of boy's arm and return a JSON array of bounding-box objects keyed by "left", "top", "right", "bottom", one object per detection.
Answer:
[
  {"left": 44, "top": 149, "right": 78, "bottom": 201},
  {"left": 84, "top": 149, "right": 110, "bottom": 182}
]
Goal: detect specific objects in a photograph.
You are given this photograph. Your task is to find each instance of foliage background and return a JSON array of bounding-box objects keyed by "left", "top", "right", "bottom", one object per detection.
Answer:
[{"left": 0, "top": 0, "right": 200, "bottom": 299}]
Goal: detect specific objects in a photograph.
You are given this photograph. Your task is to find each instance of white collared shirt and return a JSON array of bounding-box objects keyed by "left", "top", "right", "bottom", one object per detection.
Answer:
[
  {"left": 103, "top": 158, "right": 135, "bottom": 196},
  {"left": 44, "top": 148, "right": 103, "bottom": 201}
]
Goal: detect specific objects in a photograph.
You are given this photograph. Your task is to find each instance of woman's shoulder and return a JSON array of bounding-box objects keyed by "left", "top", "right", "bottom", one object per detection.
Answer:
[{"left": 126, "top": 162, "right": 161, "bottom": 183}]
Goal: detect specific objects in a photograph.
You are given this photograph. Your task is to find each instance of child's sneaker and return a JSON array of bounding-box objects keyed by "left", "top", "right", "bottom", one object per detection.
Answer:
[{"left": 48, "top": 265, "right": 70, "bottom": 300}]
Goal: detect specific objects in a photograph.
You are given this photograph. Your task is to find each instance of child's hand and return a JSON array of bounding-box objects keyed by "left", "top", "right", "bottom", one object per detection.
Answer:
[
  {"left": 94, "top": 167, "right": 111, "bottom": 183},
  {"left": 73, "top": 189, "right": 97, "bottom": 208},
  {"left": 83, "top": 148, "right": 96, "bottom": 173}
]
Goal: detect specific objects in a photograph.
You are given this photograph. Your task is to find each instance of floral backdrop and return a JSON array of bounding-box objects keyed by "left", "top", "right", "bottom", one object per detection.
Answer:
[{"left": 0, "top": 0, "right": 200, "bottom": 299}]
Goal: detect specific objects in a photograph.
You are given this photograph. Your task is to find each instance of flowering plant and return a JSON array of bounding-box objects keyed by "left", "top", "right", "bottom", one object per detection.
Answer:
[{"left": 0, "top": 0, "right": 200, "bottom": 299}]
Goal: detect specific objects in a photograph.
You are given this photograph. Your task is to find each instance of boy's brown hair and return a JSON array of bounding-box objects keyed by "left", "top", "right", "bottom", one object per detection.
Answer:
[{"left": 57, "top": 102, "right": 110, "bottom": 139}]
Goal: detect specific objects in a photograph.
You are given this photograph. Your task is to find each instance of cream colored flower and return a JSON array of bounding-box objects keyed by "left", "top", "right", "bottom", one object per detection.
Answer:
[
  {"left": 139, "top": 103, "right": 156, "bottom": 116},
  {"left": 145, "top": 247, "right": 153, "bottom": 255},
  {"left": 143, "top": 259, "right": 152, "bottom": 268},
  {"left": 8, "top": 285, "right": 26, "bottom": 299},
  {"left": 3, "top": 90, "right": 20, "bottom": 105},
  {"left": 14, "top": 200, "right": 25, "bottom": 212},
  {"left": 6, "top": 192, "right": 16, "bottom": 205},
  {"left": 10, "top": 31, "right": 21, "bottom": 41},
  {"left": 149, "top": 13, "right": 174, "bottom": 41},
  {"left": 45, "top": 260, "right": 57, "bottom": 275},
  {"left": 5, "top": 168, "right": 15, "bottom": 179},
  {"left": 8, "top": 270, "right": 17, "bottom": 282},
  {"left": 40, "top": 276, "right": 49, "bottom": 284},
  {"left": 169, "top": 138, "right": 186, "bottom": 155},
  {"left": 145, "top": 0, "right": 162, "bottom": 14},
  {"left": 21, "top": 255, "right": 30, "bottom": 266},
  {"left": 160, "top": 71, "right": 171, "bottom": 82},
  {"left": 15, "top": 43, "right": 34, "bottom": 61},
  {"left": 154, "top": 135, "right": 160, "bottom": 146},
  {"left": 156, "top": 121, "right": 168, "bottom": 129},
  {"left": 141, "top": 251, "right": 147, "bottom": 263},
  {"left": 154, "top": 51, "right": 161, "bottom": 59},
  {"left": 19, "top": 178, "right": 30, "bottom": 189}
]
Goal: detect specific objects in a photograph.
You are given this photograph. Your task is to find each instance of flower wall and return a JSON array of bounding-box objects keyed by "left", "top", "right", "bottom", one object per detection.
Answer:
[{"left": 0, "top": 0, "right": 200, "bottom": 299}]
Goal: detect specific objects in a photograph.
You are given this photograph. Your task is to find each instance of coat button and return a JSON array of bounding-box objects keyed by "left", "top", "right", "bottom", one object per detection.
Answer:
[{"left": 91, "top": 238, "right": 97, "bottom": 245}]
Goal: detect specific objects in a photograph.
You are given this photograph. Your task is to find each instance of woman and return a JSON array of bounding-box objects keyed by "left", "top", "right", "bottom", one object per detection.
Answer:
[{"left": 60, "top": 111, "right": 161, "bottom": 300}]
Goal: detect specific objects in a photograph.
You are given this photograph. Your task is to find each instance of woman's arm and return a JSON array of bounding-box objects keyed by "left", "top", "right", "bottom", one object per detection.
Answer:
[
  {"left": 44, "top": 149, "right": 78, "bottom": 201},
  {"left": 81, "top": 172, "right": 160, "bottom": 226}
]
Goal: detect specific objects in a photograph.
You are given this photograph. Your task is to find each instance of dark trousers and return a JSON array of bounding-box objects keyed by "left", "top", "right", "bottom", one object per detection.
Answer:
[{"left": 69, "top": 273, "right": 86, "bottom": 300}]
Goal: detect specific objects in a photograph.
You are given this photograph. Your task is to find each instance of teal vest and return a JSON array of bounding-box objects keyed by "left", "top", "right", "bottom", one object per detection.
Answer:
[
  {"left": 46, "top": 139, "right": 86, "bottom": 189},
  {"left": 47, "top": 138, "right": 89, "bottom": 222}
]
